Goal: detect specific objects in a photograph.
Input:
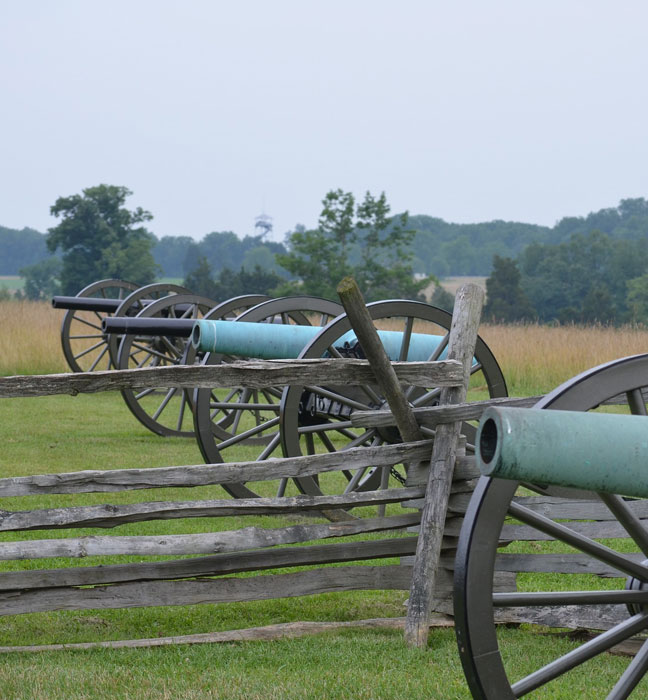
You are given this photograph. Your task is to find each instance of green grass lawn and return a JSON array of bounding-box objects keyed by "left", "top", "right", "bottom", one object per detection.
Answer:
[{"left": 0, "top": 392, "right": 644, "bottom": 698}]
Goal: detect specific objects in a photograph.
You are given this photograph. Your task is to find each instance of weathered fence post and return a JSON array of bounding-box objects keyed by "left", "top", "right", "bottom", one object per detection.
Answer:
[
  {"left": 337, "top": 278, "right": 425, "bottom": 517},
  {"left": 404, "top": 283, "right": 485, "bottom": 647},
  {"left": 336, "top": 278, "right": 423, "bottom": 445}
]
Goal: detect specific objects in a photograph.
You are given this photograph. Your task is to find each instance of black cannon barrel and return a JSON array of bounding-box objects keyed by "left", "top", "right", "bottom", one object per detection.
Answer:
[
  {"left": 53, "top": 296, "right": 195, "bottom": 315},
  {"left": 102, "top": 317, "right": 196, "bottom": 337},
  {"left": 52, "top": 296, "right": 122, "bottom": 312}
]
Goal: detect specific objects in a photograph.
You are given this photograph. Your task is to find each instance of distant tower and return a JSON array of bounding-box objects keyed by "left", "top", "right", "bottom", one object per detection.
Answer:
[{"left": 254, "top": 213, "right": 273, "bottom": 239}]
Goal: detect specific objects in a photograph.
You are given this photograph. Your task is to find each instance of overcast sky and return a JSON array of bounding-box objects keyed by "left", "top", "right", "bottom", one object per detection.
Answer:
[{"left": 2, "top": 1, "right": 647, "bottom": 243}]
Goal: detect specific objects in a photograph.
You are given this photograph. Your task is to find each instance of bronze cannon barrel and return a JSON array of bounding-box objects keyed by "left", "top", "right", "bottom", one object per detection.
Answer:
[{"left": 476, "top": 406, "right": 648, "bottom": 499}]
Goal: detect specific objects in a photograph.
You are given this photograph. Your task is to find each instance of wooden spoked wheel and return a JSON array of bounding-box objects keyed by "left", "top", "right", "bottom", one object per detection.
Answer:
[
  {"left": 106, "top": 283, "right": 192, "bottom": 367},
  {"left": 455, "top": 354, "right": 648, "bottom": 699},
  {"left": 280, "top": 300, "right": 507, "bottom": 497},
  {"left": 192, "top": 296, "right": 343, "bottom": 499},
  {"left": 60, "top": 279, "right": 138, "bottom": 372},
  {"left": 116, "top": 293, "right": 217, "bottom": 437}
]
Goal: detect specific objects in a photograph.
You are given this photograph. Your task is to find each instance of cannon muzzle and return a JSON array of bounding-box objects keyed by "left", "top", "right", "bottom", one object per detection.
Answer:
[
  {"left": 476, "top": 406, "right": 648, "bottom": 499},
  {"left": 191, "top": 319, "right": 446, "bottom": 361}
]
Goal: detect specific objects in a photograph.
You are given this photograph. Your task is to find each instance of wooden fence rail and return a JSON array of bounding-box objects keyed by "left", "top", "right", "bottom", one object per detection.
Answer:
[{"left": 0, "top": 359, "right": 462, "bottom": 398}]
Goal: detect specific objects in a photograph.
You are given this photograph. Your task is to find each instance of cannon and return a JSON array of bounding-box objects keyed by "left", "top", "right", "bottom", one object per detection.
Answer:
[
  {"left": 191, "top": 299, "right": 507, "bottom": 500},
  {"left": 454, "top": 354, "right": 648, "bottom": 699},
  {"left": 107, "top": 292, "right": 271, "bottom": 437},
  {"left": 53, "top": 280, "right": 198, "bottom": 373},
  {"left": 112, "top": 294, "right": 340, "bottom": 438}
]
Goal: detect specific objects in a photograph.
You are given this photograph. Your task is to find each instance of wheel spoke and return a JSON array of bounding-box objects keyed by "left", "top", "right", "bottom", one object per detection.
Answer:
[
  {"left": 317, "top": 430, "right": 337, "bottom": 453},
  {"left": 599, "top": 493, "right": 648, "bottom": 558},
  {"left": 88, "top": 344, "right": 109, "bottom": 372},
  {"left": 256, "top": 433, "right": 281, "bottom": 461},
  {"left": 343, "top": 466, "right": 370, "bottom": 493},
  {"left": 508, "top": 501, "right": 648, "bottom": 581},
  {"left": 399, "top": 316, "right": 414, "bottom": 361},
  {"left": 70, "top": 333, "right": 104, "bottom": 340},
  {"left": 152, "top": 388, "right": 177, "bottom": 421},
  {"left": 276, "top": 477, "right": 288, "bottom": 497},
  {"left": 131, "top": 342, "right": 177, "bottom": 363},
  {"left": 609, "top": 636, "right": 648, "bottom": 699},
  {"left": 207, "top": 401, "right": 280, "bottom": 412},
  {"left": 427, "top": 331, "right": 449, "bottom": 362},
  {"left": 411, "top": 386, "right": 442, "bottom": 408},
  {"left": 160, "top": 336, "right": 184, "bottom": 359},
  {"left": 73, "top": 340, "right": 105, "bottom": 360},
  {"left": 132, "top": 349, "right": 154, "bottom": 369},
  {"left": 135, "top": 387, "right": 157, "bottom": 400},
  {"left": 176, "top": 390, "right": 188, "bottom": 431},
  {"left": 298, "top": 420, "right": 355, "bottom": 434},
  {"left": 218, "top": 416, "right": 281, "bottom": 450},
  {"left": 627, "top": 388, "right": 648, "bottom": 416},
  {"left": 511, "top": 613, "right": 648, "bottom": 696}
]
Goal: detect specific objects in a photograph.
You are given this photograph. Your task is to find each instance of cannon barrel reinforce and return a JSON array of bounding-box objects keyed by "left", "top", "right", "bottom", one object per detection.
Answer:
[
  {"left": 191, "top": 319, "right": 447, "bottom": 361},
  {"left": 476, "top": 406, "right": 648, "bottom": 499}
]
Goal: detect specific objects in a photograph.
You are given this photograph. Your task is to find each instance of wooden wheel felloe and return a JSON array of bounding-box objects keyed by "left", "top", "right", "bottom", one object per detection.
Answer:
[
  {"left": 192, "top": 296, "right": 343, "bottom": 499},
  {"left": 454, "top": 354, "right": 648, "bottom": 699},
  {"left": 280, "top": 299, "right": 507, "bottom": 498},
  {"left": 59, "top": 279, "right": 138, "bottom": 372}
]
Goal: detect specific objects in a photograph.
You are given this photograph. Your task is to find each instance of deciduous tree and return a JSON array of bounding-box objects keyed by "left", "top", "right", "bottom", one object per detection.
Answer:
[{"left": 47, "top": 185, "right": 157, "bottom": 294}]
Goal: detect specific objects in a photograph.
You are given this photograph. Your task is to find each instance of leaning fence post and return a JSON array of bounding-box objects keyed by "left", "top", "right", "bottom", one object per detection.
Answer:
[
  {"left": 404, "top": 283, "right": 485, "bottom": 647},
  {"left": 336, "top": 277, "right": 423, "bottom": 445},
  {"left": 337, "top": 277, "right": 424, "bottom": 517}
]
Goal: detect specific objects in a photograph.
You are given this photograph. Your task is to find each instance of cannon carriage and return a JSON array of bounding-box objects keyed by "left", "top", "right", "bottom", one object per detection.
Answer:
[{"left": 456, "top": 354, "right": 648, "bottom": 698}]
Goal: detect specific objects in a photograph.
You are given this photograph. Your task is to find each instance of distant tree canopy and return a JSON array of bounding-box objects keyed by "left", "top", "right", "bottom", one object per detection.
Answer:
[
  {"left": 47, "top": 185, "right": 158, "bottom": 294},
  {"left": 183, "top": 257, "right": 284, "bottom": 300},
  {"left": 483, "top": 256, "right": 534, "bottom": 322},
  {"left": 484, "top": 230, "right": 648, "bottom": 324},
  {"left": 277, "top": 189, "right": 430, "bottom": 301},
  {"left": 4, "top": 194, "right": 648, "bottom": 311},
  {"left": 19, "top": 257, "right": 61, "bottom": 300}
]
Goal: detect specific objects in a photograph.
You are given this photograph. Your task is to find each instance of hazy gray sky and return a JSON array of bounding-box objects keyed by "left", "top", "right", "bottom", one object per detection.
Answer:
[{"left": 2, "top": 1, "right": 647, "bottom": 242}]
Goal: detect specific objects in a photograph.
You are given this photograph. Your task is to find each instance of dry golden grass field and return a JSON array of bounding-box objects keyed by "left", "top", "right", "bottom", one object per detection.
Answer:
[{"left": 3, "top": 299, "right": 648, "bottom": 396}]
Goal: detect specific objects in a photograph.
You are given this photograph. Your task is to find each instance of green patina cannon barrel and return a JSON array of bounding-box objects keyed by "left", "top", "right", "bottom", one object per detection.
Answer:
[
  {"left": 191, "top": 318, "right": 448, "bottom": 361},
  {"left": 476, "top": 406, "right": 648, "bottom": 498}
]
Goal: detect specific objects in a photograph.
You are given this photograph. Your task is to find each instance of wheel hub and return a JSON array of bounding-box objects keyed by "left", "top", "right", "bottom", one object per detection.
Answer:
[{"left": 625, "top": 560, "right": 648, "bottom": 616}]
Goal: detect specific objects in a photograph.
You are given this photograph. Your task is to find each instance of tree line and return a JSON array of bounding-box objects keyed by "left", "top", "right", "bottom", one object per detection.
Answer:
[
  {"left": 7, "top": 196, "right": 648, "bottom": 281},
  {"left": 484, "top": 230, "right": 648, "bottom": 324},
  {"left": 12, "top": 184, "right": 429, "bottom": 302},
  {"left": 6, "top": 183, "right": 648, "bottom": 326}
]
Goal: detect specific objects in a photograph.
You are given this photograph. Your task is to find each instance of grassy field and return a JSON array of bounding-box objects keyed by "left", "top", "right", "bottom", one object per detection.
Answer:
[
  {"left": 1, "top": 300, "right": 648, "bottom": 697},
  {"left": 0, "top": 275, "right": 24, "bottom": 293}
]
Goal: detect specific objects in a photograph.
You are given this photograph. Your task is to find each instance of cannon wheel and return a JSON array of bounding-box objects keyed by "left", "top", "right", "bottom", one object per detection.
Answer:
[
  {"left": 280, "top": 299, "right": 507, "bottom": 497},
  {"left": 115, "top": 293, "right": 219, "bottom": 437},
  {"left": 106, "top": 283, "right": 192, "bottom": 367},
  {"left": 60, "top": 279, "right": 139, "bottom": 372},
  {"left": 455, "top": 353, "right": 648, "bottom": 699},
  {"left": 192, "top": 296, "right": 343, "bottom": 499}
]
